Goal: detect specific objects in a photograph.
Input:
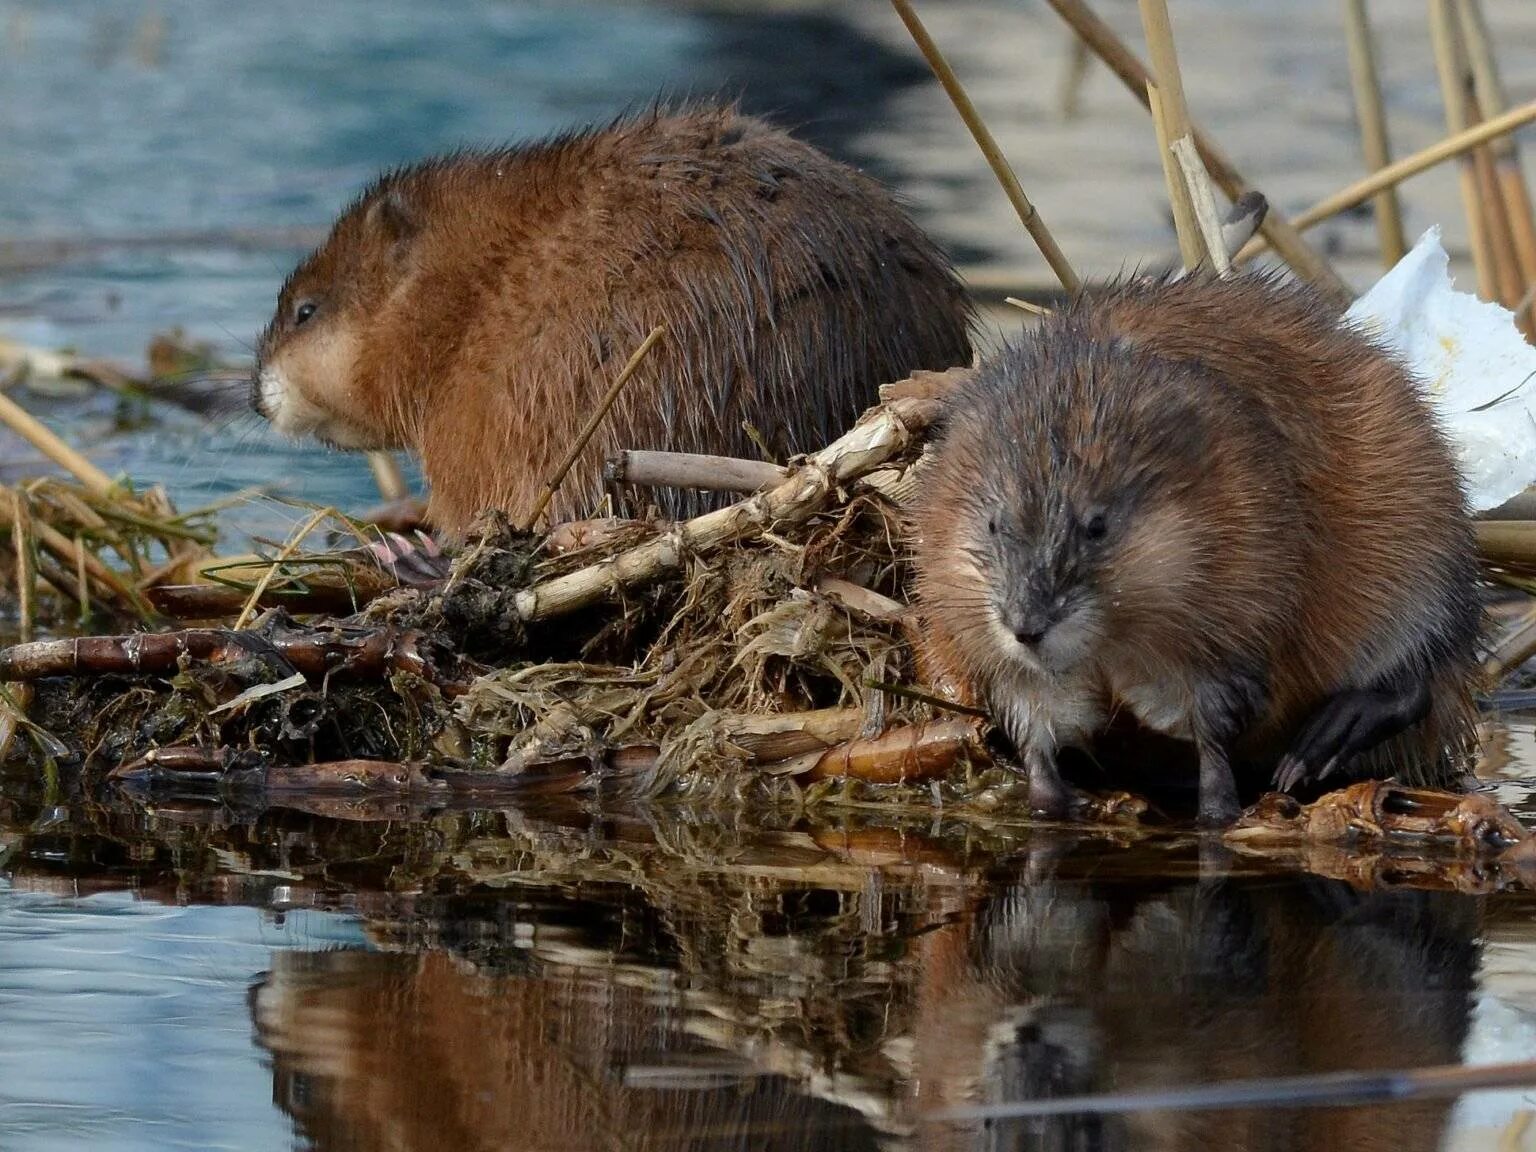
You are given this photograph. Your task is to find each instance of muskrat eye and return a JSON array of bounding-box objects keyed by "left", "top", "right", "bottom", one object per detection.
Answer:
[
  {"left": 1084, "top": 512, "right": 1107, "bottom": 541},
  {"left": 292, "top": 300, "right": 318, "bottom": 327},
  {"left": 987, "top": 517, "right": 999, "bottom": 536}
]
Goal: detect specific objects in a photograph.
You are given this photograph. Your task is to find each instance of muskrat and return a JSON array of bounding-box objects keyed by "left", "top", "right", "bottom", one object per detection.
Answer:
[
  {"left": 912, "top": 270, "right": 1482, "bottom": 826},
  {"left": 251, "top": 102, "right": 973, "bottom": 537}
]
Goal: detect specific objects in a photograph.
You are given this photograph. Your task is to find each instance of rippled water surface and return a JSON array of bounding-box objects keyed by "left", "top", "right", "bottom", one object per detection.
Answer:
[{"left": 5, "top": 2, "right": 1536, "bottom": 1149}]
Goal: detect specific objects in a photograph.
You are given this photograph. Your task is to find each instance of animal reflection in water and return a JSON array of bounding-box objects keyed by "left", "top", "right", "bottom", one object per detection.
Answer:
[{"left": 249, "top": 850, "right": 1478, "bottom": 1152}]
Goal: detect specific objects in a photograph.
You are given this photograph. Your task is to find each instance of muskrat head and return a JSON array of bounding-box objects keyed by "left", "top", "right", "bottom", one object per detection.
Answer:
[
  {"left": 931, "top": 330, "right": 1208, "bottom": 680},
  {"left": 252, "top": 178, "right": 421, "bottom": 450}
]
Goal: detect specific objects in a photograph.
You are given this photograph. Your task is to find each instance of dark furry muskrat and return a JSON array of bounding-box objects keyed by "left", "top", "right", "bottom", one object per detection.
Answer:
[
  {"left": 251, "top": 102, "right": 973, "bottom": 538},
  {"left": 912, "top": 270, "right": 1482, "bottom": 826}
]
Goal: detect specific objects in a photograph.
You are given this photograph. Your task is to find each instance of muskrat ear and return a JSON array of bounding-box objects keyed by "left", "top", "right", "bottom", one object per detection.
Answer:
[{"left": 365, "top": 185, "right": 418, "bottom": 251}]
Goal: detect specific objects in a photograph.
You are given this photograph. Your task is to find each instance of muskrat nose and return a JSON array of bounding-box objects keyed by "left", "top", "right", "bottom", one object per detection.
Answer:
[
  {"left": 1014, "top": 624, "right": 1048, "bottom": 647},
  {"left": 1003, "top": 603, "right": 1055, "bottom": 648}
]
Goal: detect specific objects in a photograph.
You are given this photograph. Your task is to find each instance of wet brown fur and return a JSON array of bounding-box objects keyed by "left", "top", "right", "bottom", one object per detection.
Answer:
[
  {"left": 913, "top": 269, "right": 1482, "bottom": 807},
  {"left": 253, "top": 102, "right": 973, "bottom": 536}
]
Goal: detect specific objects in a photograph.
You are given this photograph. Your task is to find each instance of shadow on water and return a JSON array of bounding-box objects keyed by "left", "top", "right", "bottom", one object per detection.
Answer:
[{"left": 0, "top": 776, "right": 1512, "bottom": 1151}]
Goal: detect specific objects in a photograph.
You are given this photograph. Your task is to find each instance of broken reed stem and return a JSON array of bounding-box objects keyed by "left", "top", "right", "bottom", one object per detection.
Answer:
[
  {"left": 1003, "top": 297, "right": 1054, "bottom": 317},
  {"left": 1236, "top": 99, "right": 1536, "bottom": 261},
  {"left": 1458, "top": 0, "right": 1536, "bottom": 335},
  {"left": 366, "top": 452, "right": 408, "bottom": 503},
  {"left": 1170, "top": 135, "right": 1230, "bottom": 273},
  {"left": 0, "top": 390, "right": 115, "bottom": 497},
  {"left": 888, "top": 0, "right": 1081, "bottom": 294},
  {"left": 1483, "top": 604, "right": 1536, "bottom": 682},
  {"left": 1468, "top": 94, "right": 1526, "bottom": 312},
  {"left": 1342, "top": 0, "right": 1407, "bottom": 267},
  {"left": 606, "top": 449, "right": 786, "bottom": 495},
  {"left": 514, "top": 393, "right": 942, "bottom": 624},
  {"left": 0, "top": 487, "right": 144, "bottom": 615},
  {"left": 1041, "top": 0, "right": 1352, "bottom": 305},
  {"left": 12, "top": 492, "right": 34, "bottom": 645},
  {"left": 520, "top": 324, "right": 665, "bottom": 532},
  {"left": 1137, "top": 0, "right": 1206, "bottom": 268},
  {"left": 1429, "top": 0, "right": 1496, "bottom": 301},
  {"left": 233, "top": 506, "right": 334, "bottom": 630}
]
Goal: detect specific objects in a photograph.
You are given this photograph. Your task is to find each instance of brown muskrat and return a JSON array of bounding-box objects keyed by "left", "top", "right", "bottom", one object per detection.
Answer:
[
  {"left": 251, "top": 102, "right": 973, "bottom": 538},
  {"left": 912, "top": 270, "right": 1482, "bottom": 826}
]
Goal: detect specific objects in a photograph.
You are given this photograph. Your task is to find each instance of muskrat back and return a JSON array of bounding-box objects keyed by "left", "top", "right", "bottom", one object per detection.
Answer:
[
  {"left": 252, "top": 102, "right": 973, "bottom": 536},
  {"left": 912, "top": 270, "right": 1481, "bottom": 825}
]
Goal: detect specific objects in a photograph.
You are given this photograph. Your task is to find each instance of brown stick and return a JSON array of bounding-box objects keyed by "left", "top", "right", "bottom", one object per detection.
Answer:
[
  {"left": 802, "top": 717, "right": 985, "bottom": 785},
  {"left": 1237, "top": 99, "right": 1536, "bottom": 262},
  {"left": 520, "top": 324, "right": 665, "bottom": 532},
  {"left": 1138, "top": 0, "right": 1206, "bottom": 269},
  {"left": 1430, "top": 0, "right": 1496, "bottom": 301},
  {"left": 1041, "top": 0, "right": 1352, "bottom": 304},
  {"left": 889, "top": 0, "right": 1081, "bottom": 294},
  {"left": 605, "top": 450, "right": 787, "bottom": 495},
  {"left": 0, "top": 621, "right": 463, "bottom": 691},
  {"left": 1342, "top": 0, "right": 1407, "bottom": 267},
  {"left": 513, "top": 393, "right": 941, "bottom": 624}
]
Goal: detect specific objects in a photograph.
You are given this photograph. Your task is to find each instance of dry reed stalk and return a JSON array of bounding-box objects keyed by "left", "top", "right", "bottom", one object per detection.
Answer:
[
  {"left": 233, "top": 506, "right": 334, "bottom": 629},
  {"left": 801, "top": 717, "right": 984, "bottom": 785},
  {"left": 605, "top": 450, "right": 786, "bottom": 495},
  {"left": 513, "top": 393, "right": 941, "bottom": 624},
  {"left": 0, "top": 683, "right": 35, "bottom": 762},
  {"left": 888, "top": 0, "right": 1081, "bottom": 293},
  {"left": 1137, "top": 0, "right": 1206, "bottom": 268},
  {"left": 1236, "top": 99, "right": 1536, "bottom": 262},
  {"left": 1483, "top": 604, "right": 1536, "bottom": 681},
  {"left": 1003, "top": 297, "right": 1054, "bottom": 317},
  {"left": 1476, "top": 520, "right": 1536, "bottom": 568},
  {"left": 1428, "top": 0, "right": 1496, "bottom": 301},
  {"left": 1342, "top": 0, "right": 1407, "bottom": 267},
  {"left": 1041, "top": 0, "right": 1352, "bottom": 304},
  {"left": 1170, "top": 135, "right": 1231, "bottom": 273},
  {"left": 366, "top": 452, "right": 408, "bottom": 503},
  {"left": 1458, "top": 0, "right": 1536, "bottom": 334},
  {"left": 520, "top": 324, "right": 665, "bottom": 531},
  {"left": 1468, "top": 110, "right": 1526, "bottom": 311},
  {"left": 0, "top": 487, "right": 144, "bottom": 615},
  {"left": 0, "top": 390, "right": 115, "bottom": 496},
  {"left": 11, "top": 492, "right": 34, "bottom": 645}
]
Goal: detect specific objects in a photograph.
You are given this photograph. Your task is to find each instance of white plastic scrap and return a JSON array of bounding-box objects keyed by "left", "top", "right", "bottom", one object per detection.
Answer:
[{"left": 1343, "top": 225, "right": 1536, "bottom": 512}]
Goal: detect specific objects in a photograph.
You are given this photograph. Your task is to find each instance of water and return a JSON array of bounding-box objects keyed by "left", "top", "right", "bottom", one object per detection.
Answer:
[{"left": 6, "top": 1, "right": 1536, "bottom": 1148}]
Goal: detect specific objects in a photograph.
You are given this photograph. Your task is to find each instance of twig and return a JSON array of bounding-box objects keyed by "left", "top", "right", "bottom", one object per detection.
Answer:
[
  {"left": 366, "top": 452, "right": 408, "bottom": 503},
  {"left": 1342, "top": 0, "right": 1407, "bottom": 267},
  {"left": 1040, "top": 0, "right": 1352, "bottom": 304},
  {"left": 1484, "top": 604, "right": 1536, "bottom": 681},
  {"left": 1430, "top": 1, "right": 1494, "bottom": 299},
  {"left": 802, "top": 716, "right": 985, "bottom": 784},
  {"left": 513, "top": 392, "right": 942, "bottom": 624},
  {"left": 933, "top": 1059, "right": 1536, "bottom": 1124},
  {"left": 605, "top": 450, "right": 786, "bottom": 495},
  {"left": 520, "top": 324, "right": 665, "bottom": 531},
  {"left": 12, "top": 492, "right": 34, "bottom": 644},
  {"left": 0, "top": 620, "right": 463, "bottom": 692},
  {"left": 0, "top": 390, "right": 115, "bottom": 496},
  {"left": 234, "top": 507, "right": 334, "bottom": 630},
  {"left": 1236, "top": 99, "right": 1536, "bottom": 260},
  {"left": 889, "top": 0, "right": 1081, "bottom": 293},
  {"left": 1003, "top": 297, "right": 1054, "bottom": 317},
  {"left": 1170, "top": 136, "right": 1230, "bottom": 273},
  {"left": 1138, "top": 0, "right": 1206, "bottom": 268}
]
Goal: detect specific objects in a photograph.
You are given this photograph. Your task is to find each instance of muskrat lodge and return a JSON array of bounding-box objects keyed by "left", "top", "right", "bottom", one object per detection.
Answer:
[{"left": 1, "top": 100, "right": 1532, "bottom": 873}]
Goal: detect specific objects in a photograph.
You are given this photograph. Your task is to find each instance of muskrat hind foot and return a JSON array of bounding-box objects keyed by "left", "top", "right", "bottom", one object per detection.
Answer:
[{"left": 1272, "top": 678, "right": 1433, "bottom": 793}]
